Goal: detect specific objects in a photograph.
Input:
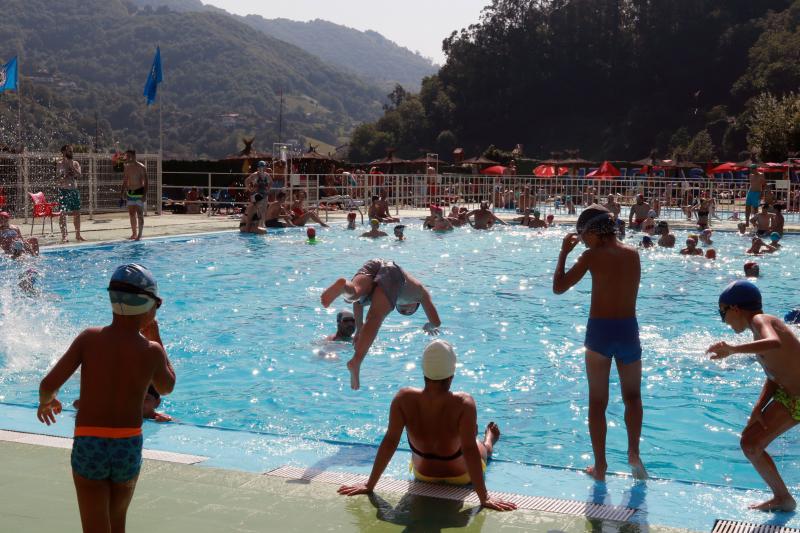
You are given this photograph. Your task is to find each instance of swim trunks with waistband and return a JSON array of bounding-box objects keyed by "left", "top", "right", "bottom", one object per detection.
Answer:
[
  {"left": 746, "top": 191, "right": 761, "bottom": 208},
  {"left": 354, "top": 259, "right": 406, "bottom": 309},
  {"left": 71, "top": 427, "right": 143, "bottom": 483},
  {"left": 584, "top": 317, "right": 642, "bottom": 365},
  {"left": 127, "top": 187, "right": 145, "bottom": 208}
]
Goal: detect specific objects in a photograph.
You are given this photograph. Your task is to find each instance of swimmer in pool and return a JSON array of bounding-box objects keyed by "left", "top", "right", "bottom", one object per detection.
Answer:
[
  {"left": 738, "top": 222, "right": 748, "bottom": 235},
  {"left": 346, "top": 211, "right": 358, "bottom": 230},
  {"left": 708, "top": 281, "right": 800, "bottom": 512},
  {"left": 361, "top": 219, "right": 388, "bottom": 238},
  {"left": 326, "top": 310, "right": 356, "bottom": 342},
  {"left": 680, "top": 237, "right": 703, "bottom": 256},
  {"left": 745, "top": 261, "right": 760, "bottom": 278},
  {"left": 655, "top": 221, "right": 675, "bottom": 248},
  {"left": 699, "top": 228, "right": 713, "bottom": 246},
  {"left": 705, "top": 248, "right": 717, "bottom": 260},
  {"left": 320, "top": 259, "right": 441, "bottom": 390},
  {"left": 552, "top": 204, "right": 647, "bottom": 481},
  {"left": 37, "top": 264, "right": 176, "bottom": 532},
  {"left": 337, "top": 340, "right": 516, "bottom": 512},
  {"left": 769, "top": 232, "right": 782, "bottom": 249},
  {"left": 465, "top": 202, "right": 507, "bottom": 230},
  {"left": 747, "top": 236, "right": 777, "bottom": 255},
  {"left": 393, "top": 225, "right": 406, "bottom": 241},
  {"left": 430, "top": 209, "right": 454, "bottom": 232}
]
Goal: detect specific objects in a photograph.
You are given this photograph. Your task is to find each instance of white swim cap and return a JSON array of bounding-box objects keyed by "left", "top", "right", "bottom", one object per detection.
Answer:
[{"left": 422, "top": 340, "right": 456, "bottom": 380}]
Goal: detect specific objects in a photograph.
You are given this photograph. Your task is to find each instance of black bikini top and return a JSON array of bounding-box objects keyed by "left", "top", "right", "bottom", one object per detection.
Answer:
[{"left": 408, "top": 439, "right": 463, "bottom": 461}]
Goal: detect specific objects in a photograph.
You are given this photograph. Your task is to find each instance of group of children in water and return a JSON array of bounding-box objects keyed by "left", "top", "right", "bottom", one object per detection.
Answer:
[{"left": 29, "top": 198, "right": 800, "bottom": 532}]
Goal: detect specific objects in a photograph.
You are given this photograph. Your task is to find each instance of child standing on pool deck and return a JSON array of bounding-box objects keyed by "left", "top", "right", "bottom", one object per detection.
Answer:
[
  {"left": 552, "top": 204, "right": 647, "bottom": 481},
  {"left": 37, "top": 264, "right": 176, "bottom": 532},
  {"left": 708, "top": 280, "right": 800, "bottom": 512}
]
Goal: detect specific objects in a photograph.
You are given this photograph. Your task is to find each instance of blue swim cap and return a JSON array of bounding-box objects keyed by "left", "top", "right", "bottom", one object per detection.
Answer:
[
  {"left": 108, "top": 264, "right": 160, "bottom": 316},
  {"left": 770, "top": 232, "right": 781, "bottom": 242},
  {"left": 719, "top": 280, "right": 762, "bottom": 311},
  {"left": 785, "top": 309, "right": 800, "bottom": 324},
  {"left": 642, "top": 236, "right": 652, "bottom": 244}
]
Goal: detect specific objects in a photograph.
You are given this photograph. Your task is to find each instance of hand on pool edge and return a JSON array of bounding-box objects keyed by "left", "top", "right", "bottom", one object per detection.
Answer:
[
  {"left": 481, "top": 497, "right": 517, "bottom": 512},
  {"left": 337, "top": 483, "right": 373, "bottom": 496}
]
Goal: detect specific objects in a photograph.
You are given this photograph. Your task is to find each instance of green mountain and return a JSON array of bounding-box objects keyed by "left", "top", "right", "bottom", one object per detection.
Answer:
[
  {"left": 0, "top": 0, "right": 384, "bottom": 158},
  {"left": 130, "top": 0, "right": 438, "bottom": 90},
  {"left": 239, "top": 17, "right": 437, "bottom": 91}
]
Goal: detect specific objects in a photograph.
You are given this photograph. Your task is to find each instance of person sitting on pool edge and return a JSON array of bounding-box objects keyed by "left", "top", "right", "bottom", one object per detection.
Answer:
[
  {"left": 337, "top": 340, "right": 516, "bottom": 512},
  {"left": 552, "top": 204, "right": 647, "bottom": 481},
  {"left": 320, "top": 258, "right": 441, "bottom": 390},
  {"left": 708, "top": 281, "right": 800, "bottom": 512},
  {"left": 362, "top": 219, "right": 388, "bottom": 238},
  {"left": 326, "top": 310, "right": 356, "bottom": 342},
  {"left": 37, "top": 264, "right": 176, "bottom": 532}
]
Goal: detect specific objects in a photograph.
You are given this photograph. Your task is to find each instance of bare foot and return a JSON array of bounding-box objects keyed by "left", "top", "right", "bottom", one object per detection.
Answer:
[
  {"left": 135, "top": 236, "right": 141, "bottom": 241},
  {"left": 585, "top": 464, "right": 607, "bottom": 482},
  {"left": 61, "top": 239, "right": 69, "bottom": 244},
  {"left": 749, "top": 496, "right": 797, "bottom": 512},
  {"left": 152, "top": 412, "right": 173, "bottom": 423},
  {"left": 346, "top": 358, "right": 361, "bottom": 390},
  {"left": 76, "top": 235, "right": 86, "bottom": 242},
  {"left": 629, "top": 455, "right": 648, "bottom": 480},
  {"left": 128, "top": 234, "right": 137, "bottom": 240},
  {"left": 321, "top": 278, "right": 346, "bottom": 308},
  {"left": 483, "top": 421, "right": 500, "bottom": 456}
]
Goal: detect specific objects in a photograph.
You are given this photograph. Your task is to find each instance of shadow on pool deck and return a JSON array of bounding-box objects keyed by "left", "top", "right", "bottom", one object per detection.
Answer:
[{"left": 0, "top": 440, "right": 694, "bottom": 533}]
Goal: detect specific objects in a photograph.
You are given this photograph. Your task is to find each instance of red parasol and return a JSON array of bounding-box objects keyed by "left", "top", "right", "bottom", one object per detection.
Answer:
[
  {"left": 480, "top": 165, "right": 508, "bottom": 176},
  {"left": 533, "top": 164, "right": 568, "bottom": 177},
  {"left": 586, "top": 161, "right": 621, "bottom": 179},
  {"left": 708, "top": 162, "right": 746, "bottom": 174}
]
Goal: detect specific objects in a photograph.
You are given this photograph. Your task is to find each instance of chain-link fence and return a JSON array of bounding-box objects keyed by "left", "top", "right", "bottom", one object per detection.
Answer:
[{"left": 0, "top": 152, "right": 161, "bottom": 221}]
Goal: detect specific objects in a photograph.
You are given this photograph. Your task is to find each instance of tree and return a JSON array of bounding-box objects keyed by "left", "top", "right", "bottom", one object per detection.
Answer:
[
  {"left": 746, "top": 91, "right": 800, "bottom": 161},
  {"left": 687, "top": 130, "right": 716, "bottom": 161},
  {"left": 435, "top": 130, "right": 457, "bottom": 157}
]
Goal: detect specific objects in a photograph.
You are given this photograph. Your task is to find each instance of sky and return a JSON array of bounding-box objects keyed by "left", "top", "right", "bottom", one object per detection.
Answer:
[{"left": 204, "top": 0, "right": 489, "bottom": 65}]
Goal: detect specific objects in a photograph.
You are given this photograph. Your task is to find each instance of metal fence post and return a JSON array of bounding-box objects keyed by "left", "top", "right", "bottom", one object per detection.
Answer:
[
  {"left": 22, "top": 152, "right": 30, "bottom": 224},
  {"left": 156, "top": 154, "right": 163, "bottom": 215},
  {"left": 207, "top": 172, "right": 212, "bottom": 217},
  {"left": 88, "top": 154, "right": 95, "bottom": 221}
]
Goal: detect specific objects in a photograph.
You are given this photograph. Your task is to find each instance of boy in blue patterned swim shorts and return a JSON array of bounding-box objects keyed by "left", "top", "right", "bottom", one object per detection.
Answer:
[
  {"left": 709, "top": 281, "right": 800, "bottom": 512},
  {"left": 37, "top": 264, "right": 176, "bottom": 532},
  {"left": 553, "top": 204, "right": 647, "bottom": 481}
]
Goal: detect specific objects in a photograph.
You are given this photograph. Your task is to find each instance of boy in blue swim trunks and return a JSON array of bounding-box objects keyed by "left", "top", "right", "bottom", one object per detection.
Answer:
[
  {"left": 708, "top": 281, "right": 800, "bottom": 512},
  {"left": 745, "top": 165, "right": 766, "bottom": 228},
  {"left": 553, "top": 204, "right": 647, "bottom": 481},
  {"left": 37, "top": 264, "right": 176, "bottom": 532}
]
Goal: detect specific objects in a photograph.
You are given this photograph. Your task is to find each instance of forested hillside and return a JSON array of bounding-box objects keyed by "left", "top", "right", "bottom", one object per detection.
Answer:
[
  {"left": 0, "top": 0, "right": 384, "bottom": 158},
  {"left": 350, "top": 0, "right": 800, "bottom": 163},
  {"left": 240, "top": 17, "right": 437, "bottom": 91}
]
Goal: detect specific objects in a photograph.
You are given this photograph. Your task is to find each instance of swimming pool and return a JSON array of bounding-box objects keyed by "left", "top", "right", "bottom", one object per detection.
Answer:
[{"left": 0, "top": 224, "right": 798, "bottom": 494}]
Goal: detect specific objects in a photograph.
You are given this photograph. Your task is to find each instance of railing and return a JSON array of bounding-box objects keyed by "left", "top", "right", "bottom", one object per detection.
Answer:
[
  {"left": 0, "top": 152, "right": 162, "bottom": 222},
  {"left": 160, "top": 172, "right": 800, "bottom": 223}
]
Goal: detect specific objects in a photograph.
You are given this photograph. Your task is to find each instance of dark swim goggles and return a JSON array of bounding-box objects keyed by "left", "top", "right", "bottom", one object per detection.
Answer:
[{"left": 107, "top": 281, "right": 163, "bottom": 309}]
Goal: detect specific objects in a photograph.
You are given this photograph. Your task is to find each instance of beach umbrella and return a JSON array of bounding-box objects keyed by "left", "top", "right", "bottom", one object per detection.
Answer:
[
  {"left": 480, "top": 165, "right": 508, "bottom": 176},
  {"left": 586, "top": 161, "right": 621, "bottom": 179},
  {"left": 708, "top": 162, "right": 746, "bottom": 174},
  {"left": 533, "top": 164, "right": 568, "bottom": 177},
  {"left": 462, "top": 156, "right": 500, "bottom": 166}
]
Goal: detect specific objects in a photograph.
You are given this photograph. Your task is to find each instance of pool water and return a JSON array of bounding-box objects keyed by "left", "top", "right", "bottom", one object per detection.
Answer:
[{"left": 0, "top": 224, "right": 798, "bottom": 491}]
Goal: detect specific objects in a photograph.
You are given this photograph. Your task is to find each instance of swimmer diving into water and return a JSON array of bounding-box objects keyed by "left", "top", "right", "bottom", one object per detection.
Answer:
[{"left": 320, "top": 259, "right": 441, "bottom": 390}]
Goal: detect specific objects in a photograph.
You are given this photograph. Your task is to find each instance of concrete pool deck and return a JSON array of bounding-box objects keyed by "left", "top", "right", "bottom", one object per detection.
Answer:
[
  {"left": 9, "top": 208, "right": 800, "bottom": 248},
  {"left": 0, "top": 439, "right": 694, "bottom": 533}
]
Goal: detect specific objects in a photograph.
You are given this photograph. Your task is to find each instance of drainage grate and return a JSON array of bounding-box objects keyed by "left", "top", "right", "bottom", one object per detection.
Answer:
[
  {"left": 265, "top": 465, "right": 635, "bottom": 522},
  {"left": 712, "top": 520, "right": 800, "bottom": 533}
]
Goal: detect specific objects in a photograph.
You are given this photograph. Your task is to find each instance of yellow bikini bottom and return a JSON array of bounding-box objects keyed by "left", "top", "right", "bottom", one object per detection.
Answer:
[{"left": 410, "top": 459, "right": 486, "bottom": 485}]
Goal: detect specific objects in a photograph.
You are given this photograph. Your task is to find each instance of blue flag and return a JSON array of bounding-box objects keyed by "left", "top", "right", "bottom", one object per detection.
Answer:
[
  {"left": 1, "top": 56, "right": 18, "bottom": 92},
  {"left": 143, "top": 47, "right": 162, "bottom": 105}
]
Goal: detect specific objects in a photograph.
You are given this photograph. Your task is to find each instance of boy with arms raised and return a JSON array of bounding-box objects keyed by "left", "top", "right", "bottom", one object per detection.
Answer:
[
  {"left": 708, "top": 281, "right": 800, "bottom": 512},
  {"left": 37, "top": 264, "right": 176, "bottom": 532},
  {"left": 552, "top": 204, "right": 647, "bottom": 481}
]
